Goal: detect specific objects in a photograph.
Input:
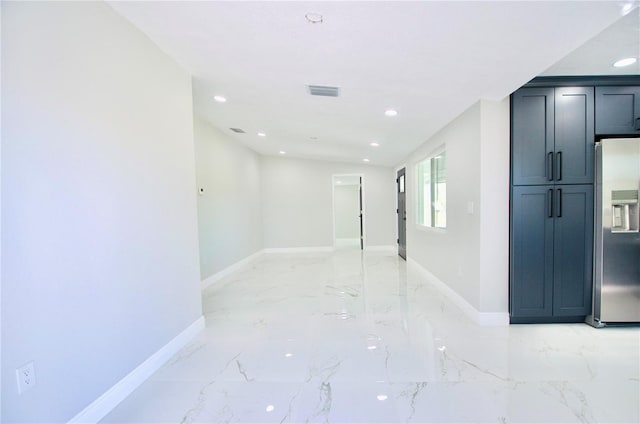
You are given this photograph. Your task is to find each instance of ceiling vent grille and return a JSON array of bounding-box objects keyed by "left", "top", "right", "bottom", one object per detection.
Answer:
[
  {"left": 229, "top": 128, "right": 246, "bottom": 133},
  {"left": 308, "top": 85, "right": 340, "bottom": 97}
]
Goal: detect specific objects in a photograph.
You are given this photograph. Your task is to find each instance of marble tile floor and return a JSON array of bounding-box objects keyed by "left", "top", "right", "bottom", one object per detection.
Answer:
[{"left": 102, "top": 251, "right": 640, "bottom": 423}]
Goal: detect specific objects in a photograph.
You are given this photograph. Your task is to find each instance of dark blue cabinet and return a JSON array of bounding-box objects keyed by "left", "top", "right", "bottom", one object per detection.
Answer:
[
  {"left": 512, "top": 87, "right": 594, "bottom": 186},
  {"left": 555, "top": 87, "right": 594, "bottom": 185},
  {"left": 511, "top": 88, "right": 554, "bottom": 186},
  {"left": 510, "top": 185, "right": 594, "bottom": 320},
  {"left": 510, "top": 85, "right": 595, "bottom": 323},
  {"left": 511, "top": 79, "right": 639, "bottom": 323},
  {"left": 595, "top": 86, "right": 640, "bottom": 135},
  {"left": 511, "top": 186, "right": 554, "bottom": 318},
  {"left": 552, "top": 185, "right": 594, "bottom": 317}
]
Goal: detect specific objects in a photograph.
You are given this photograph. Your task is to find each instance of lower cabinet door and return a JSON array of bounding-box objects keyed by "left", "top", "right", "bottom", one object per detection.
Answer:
[
  {"left": 552, "top": 185, "right": 594, "bottom": 316},
  {"left": 511, "top": 186, "right": 555, "bottom": 317}
]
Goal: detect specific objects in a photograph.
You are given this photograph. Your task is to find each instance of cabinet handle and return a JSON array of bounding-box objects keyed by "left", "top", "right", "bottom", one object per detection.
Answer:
[
  {"left": 557, "top": 188, "right": 562, "bottom": 218},
  {"left": 556, "top": 151, "right": 562, "bottom": 181},
  {"left": 548, "top": 189, "right": 553, "bottom": 218},
  {"left": 547, "top": 152, "right": 554, "bottom": 181},
  {"left": 635, "top": 117, "right": 640, "bottom": 131}
]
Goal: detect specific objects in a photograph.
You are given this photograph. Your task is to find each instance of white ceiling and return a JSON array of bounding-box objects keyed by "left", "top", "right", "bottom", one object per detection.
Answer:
[
  {"left": 541, "top": 8, "right": 639, "bottom": 76},
  {"left": 109, "top": 1, "right": 639, "bottom": 167}
]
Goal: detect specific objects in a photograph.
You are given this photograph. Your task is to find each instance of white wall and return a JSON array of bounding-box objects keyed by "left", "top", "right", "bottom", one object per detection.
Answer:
[
  {"left": 405, "top": 103, "right": 482, "bottom": 307},
  {"left": 1, "top": 3, "right": 202, "bottom": 422},
  {"left": 402, "top": 99, "right": 510, "bottom": 314},
  {"left": 478, "top": 99, "right": 510, "bottom": 313},
  {"left": 334, "top": 184, "right": 361, "bottom": 239},
  {"left": 0, "top": 4, "right": 4, "bottom": 419},
  {"left": 261, "top": 157, "right": 395, "bottom": 249},
  {"left": 194, "top": 117, "right": 263, "bottom": 280}
]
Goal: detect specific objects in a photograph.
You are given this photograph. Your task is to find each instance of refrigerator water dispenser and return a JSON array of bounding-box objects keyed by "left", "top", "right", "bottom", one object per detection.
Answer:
[{"left": 611, "top": 190, "right": 639, "bottom": 233}]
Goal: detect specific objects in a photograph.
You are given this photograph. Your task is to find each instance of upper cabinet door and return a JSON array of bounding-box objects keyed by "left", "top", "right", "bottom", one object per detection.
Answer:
[
  {"left": 554, "top": 87, "right": 594, "bottom": 185},
  {"left": 512, "top": 88, "right": 554, "bottom": 186},
  {"left": 595, "top": 86, "right": 640, "bottom": 135}
]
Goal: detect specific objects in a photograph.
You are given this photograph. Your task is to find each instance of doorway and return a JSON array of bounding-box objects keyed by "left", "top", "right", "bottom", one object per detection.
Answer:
[
  {"left": 332, "top": 175, "right": 364, "bottom": 250},
  {"left": 397, "top": 168, "right": 406, "bottom": 259}
]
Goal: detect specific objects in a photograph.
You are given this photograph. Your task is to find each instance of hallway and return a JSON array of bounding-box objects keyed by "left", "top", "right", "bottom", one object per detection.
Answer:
[{"left": 103, "top": 251, "right": 639, "bottom": 423}]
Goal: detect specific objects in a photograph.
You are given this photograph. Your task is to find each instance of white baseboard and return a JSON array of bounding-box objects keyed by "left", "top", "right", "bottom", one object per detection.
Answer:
[
  {"left": 476, "top": 312, "right": 510, "bottom": 326},
  {"left": 407, "top": 257, "right": 508, "bottom": 326},
  {"left": 264, "top": 246, "right": 333, "bottom": 253},
  {"left": 201, "top": 250, "right": 264, "bottom": 290},
  {"left": 365, "top": 245, "right": 396, "bottom": 252},
  {"left": 334, "top": 238, "right": 360, "bottom": 248},
  {"left": 68, "top": 316, "right": 205, "bottom": 424}
]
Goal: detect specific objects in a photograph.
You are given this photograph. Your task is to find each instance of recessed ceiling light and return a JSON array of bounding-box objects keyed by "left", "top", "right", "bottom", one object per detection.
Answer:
[
  {"left": 363, "top": 158, "right": 370, "bottom": 162},
  {"left": 384, "top": 109, "right": 398, "bottom": 117},
  {"left": 370, "top": 142, "right": 380, "bottom": 147},
  {"left": 213, "top": 95, "right": 227, "bottom": 103},
  {"left": 279, "top": 151, "right": 286, "bottom": 155},
  {"left": 613, "top": 57, "right": 637, "bottom": 68},
  {"left": 257, "top": 132, "right": 266, "bottom": 137},
  {"left": 305, "top": 12, "right": 323, "bottom": 24}
]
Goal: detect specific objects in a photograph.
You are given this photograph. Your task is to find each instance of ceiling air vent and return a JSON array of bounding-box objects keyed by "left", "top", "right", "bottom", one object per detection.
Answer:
[
  {"left": 308, "top": 85, "right": 340, "bottom": 97},
  {"left": 229, "top": 128, "right": 246, "bottom": 134}
]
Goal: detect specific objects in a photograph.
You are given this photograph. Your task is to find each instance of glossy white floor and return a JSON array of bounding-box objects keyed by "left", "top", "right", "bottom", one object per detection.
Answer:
[{"left": 103, "top": 250, "right": 640, "bottom": 423}]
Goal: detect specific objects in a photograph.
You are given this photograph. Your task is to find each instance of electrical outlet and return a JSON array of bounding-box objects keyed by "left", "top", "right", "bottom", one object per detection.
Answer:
[{"left": 16, "top": 361, "right": 36, "bottom": 394}]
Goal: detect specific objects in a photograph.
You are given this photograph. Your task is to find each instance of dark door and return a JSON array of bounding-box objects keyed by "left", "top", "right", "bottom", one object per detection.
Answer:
[
  {"left": 595, "top": 86, "right": 640, "bottom": 135},
  {"left": 554, "top": 87, "right": 594, "bottom": 185},
  {"left": 511, "top": 87, "right": 555, "bottom": 186},
  {"left": 397, "top": 168, "right": 406, "bottom": 260},
  {"left": 359, "top": 177, "right": 363, "bottom": 250},
  {"left": 552, "top": 185, "right": 594, "bottom": 316},
  {"left": 510, "top": 185, "right": 554, "bottom": 318}
]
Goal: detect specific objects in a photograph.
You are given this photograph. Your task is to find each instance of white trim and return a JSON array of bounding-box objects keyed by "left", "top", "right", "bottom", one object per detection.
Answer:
[
  {"left": 394, "top": 164, "right": 407, "bottom": 259},
  {"left": 476, "top": 312, "right": 510, "bottom": 326},
  {"left": 365, "top": 245, "right": 396, "bottom": 252},
  {"left": 394, "top": 163, "right": 408, "bottom": 174},
  {"left": 407, "top": 257, "right": 508, "bottom": 326},
  {"left": 334, "top": 238, "right": 361, "bottom": 249},
  {"left": 264, "top": 247, "right": 333, "bottom": 254},
  {"left": 331, "top": 173, "right": 366, "bottom": 250},
  {"left": 415, "top": 145, "right": 447, "bottom": 229},
  {"left": 68, "top": 316, "right": 205, "bottom": 424},
  {"left": 201, "top": 250, "right": 264, "bottom": 290}
]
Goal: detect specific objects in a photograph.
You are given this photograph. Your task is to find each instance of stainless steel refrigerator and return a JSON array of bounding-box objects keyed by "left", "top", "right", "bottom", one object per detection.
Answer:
[{"left": 588, "top": 138, "right": 640, "bottom": 327}]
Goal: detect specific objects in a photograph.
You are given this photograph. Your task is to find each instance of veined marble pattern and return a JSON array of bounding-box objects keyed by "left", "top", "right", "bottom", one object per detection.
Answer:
[{"left": 102, "top": 250, "right": 640, "bottom": 423}]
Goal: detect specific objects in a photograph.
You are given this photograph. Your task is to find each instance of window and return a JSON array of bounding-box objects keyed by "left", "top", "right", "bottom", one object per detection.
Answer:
[{"left": 417, "top": 149, "right": 446, "bottom": 228}]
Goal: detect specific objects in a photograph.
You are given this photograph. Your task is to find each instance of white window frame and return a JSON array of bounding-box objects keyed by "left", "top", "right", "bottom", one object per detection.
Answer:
[{"left": 416, "top": 145, "right": 446, "bottom": 231}]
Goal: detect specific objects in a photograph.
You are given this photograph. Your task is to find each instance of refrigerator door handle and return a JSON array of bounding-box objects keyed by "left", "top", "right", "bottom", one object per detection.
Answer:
[
  {"left": 548, "top": 188, "right": 553, "bottom": 218},
  {"left": 556, "top": 188, "right": 562, "bottom": 218}
]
